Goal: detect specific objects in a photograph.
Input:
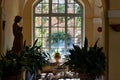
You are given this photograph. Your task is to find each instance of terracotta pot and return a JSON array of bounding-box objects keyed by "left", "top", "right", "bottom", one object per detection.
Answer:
[{"left": 78, "top": 74, "right": 96, "bottom": 80}]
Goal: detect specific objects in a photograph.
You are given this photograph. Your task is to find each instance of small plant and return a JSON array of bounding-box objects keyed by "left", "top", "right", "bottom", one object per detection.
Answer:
[
  {"left": 53, "top": 50, "right": 61, "bottom": 63},
  {"left": 54, "top": 50, "right": 61, "bottom": 59}
]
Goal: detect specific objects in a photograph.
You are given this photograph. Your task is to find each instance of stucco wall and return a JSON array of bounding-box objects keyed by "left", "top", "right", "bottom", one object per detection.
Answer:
[
  {"left": 109, "top": 0, "right": 120, "bottom": 80},
  {"left": 0, "top": 0, "right": 2, "bottom": 53},
  {"left": 1, "top": 0, "right": 19, "bottom": 53}
]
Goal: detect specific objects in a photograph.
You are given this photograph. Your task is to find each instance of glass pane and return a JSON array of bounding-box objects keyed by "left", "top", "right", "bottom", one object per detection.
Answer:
[
  {"left": 41, "top": 28, "right": 49, "bottom": 38},
  {"left": 36, "top": 38, "right": 42, "bottom": 46},
  {"left": 75, "top": 28, "right": 81, "bottom": 45},
  {"left": 59, "top": 0, "right": 65, "bottom": 4},
  {"left": 67, "top": 28, "right": 74, "bottom": 37},
  {"left": 35, "top": 17, "right": 49, "bottom": 27},
  {"left": 75, "top": 3, "right": 82, "bottom": 14},
  {"left": 53, "top": 0, "right": 58, "bottom": 3},
  {"left": 51, "top": 31, "right": 66, "bottom": 48},
  {"left": 58, "top": 17, "right": 65, "bottom": 26},
  {"left": 51, "top": 28, "right": 58, "bottom": 47},
  {"left": 35, "top": 17, "right": 41, "bottom": 27},
  {"left": 71, "top": 38, "right": 75, "bottom": 44},
  {"left": 66, "top": 32, "right": 73, "bottom": 49},
  {"left": 41, "top": 17, "right": 49, "bottom": 26},
  {"left": 68, "top": 0, "right": 74, "bottom": 3},
  {"left": 42, "top": 38, "right": 49, "bottom": 48},
  {"left": 51, "top": 17, "right": 59, "bottom": 27},
  {"left": 58, "top": 4, "right": 65, "bottom": 13},
  {"left": 75, "top": 17, "right": 81, "bottom": 27},
  {"left": 35, "top": 4, "right": 42, "bottom": 14},
  {"left": 67, "top": 17, "right": 75, "bottom": 27},
  {"left": 42, "top": 4, "right": 49, "bottom": 13},
  {"left": 52, "top": 3, "right": 58, "bottom": 13},
  {"left": 41, "top": 0, "right": 49, "bottom": 3},
  {"left": 67, "top": 3, "right": 75, "bottom": 13},
  {"left": 35, "top": 28, "right": 41, "bottom": 37}
]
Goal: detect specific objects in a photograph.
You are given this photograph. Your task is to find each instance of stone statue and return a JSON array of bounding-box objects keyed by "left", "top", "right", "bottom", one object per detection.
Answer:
[{"left": 12, "top": 16, "right": 23, "bottom": 54}]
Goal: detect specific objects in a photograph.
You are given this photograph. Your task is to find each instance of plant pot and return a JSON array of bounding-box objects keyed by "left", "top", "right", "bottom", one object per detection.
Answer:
[
  {"left": 78, "top": 73, "right": 96, "bottom": 80},
  {"left": 2, "top": 72, "right": 22, "bottom": 80}
]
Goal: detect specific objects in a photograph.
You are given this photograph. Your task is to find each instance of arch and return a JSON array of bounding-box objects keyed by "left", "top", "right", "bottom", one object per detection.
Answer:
[{"left": 22, "top": 0, "right": 35, "bottom": 45}]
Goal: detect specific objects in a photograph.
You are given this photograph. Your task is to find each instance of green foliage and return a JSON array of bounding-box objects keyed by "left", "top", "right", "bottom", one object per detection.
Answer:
[
  {"left": 65, "top": 37, "right": 106, "bottom": 77},
  {"left": 49, "top": 31, "right": 71, "bottom": 44},
  {"left": 0, "top": 39, "right": 50, "bottom": 78},
  {"left": 23, "top": 39, "right": 50, "bottom": 74},
  {"left": 0, "top": 50, "right": 26, "bottom": 77}
]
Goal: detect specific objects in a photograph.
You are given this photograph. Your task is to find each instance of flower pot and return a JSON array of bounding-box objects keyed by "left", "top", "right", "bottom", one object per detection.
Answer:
[
  {"left": 78, "top": 74, "right": 96, "bottom": 80},
  {"left": 2, "top": 72, "right": 22, "bottom": 80}
]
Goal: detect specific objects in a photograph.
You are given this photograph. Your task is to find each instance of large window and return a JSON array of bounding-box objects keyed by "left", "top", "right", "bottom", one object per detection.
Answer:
[{"left": 33, "top": 0, "right": 83, "bottom": 60}]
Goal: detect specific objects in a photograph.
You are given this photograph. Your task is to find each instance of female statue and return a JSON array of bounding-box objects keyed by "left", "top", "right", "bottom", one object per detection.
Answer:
[{"left": 12, "top": 16, "right": 23, "bottom": 54}]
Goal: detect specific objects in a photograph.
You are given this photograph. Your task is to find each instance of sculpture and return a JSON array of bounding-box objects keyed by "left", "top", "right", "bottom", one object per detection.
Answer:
[{"left": 12, "top": 16, "right": 23, "bottom": 54}]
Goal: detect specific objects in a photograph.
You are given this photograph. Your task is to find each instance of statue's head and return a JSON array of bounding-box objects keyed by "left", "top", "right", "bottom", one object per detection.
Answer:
[{"left": 14, "top": 16, "right": 22, "bottom": 23}]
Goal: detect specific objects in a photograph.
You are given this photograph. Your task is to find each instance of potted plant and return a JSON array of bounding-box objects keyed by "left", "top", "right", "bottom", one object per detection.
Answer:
[
  {"left": 0, "top": 39, "right": 50, "bottom": 80},
  {"left": 54, "top": 50, "right": 61, "bottom": 63},
  {"left": 0, "top": 50, "right": 26, "bottom": 80},
  {"left": 23, "top": 39, "right": 50, "bottom": 80},
  {"left": 65, "top": 37, "right": 106, "bottom": 80}
]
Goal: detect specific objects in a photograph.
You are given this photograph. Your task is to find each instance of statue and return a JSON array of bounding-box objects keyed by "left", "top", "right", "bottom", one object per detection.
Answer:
[{"left": 12, "top": 16, "right": 23, "bottom": 54}]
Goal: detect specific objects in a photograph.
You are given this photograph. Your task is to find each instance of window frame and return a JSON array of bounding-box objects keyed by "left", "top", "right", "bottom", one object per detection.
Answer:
[{"left": 33, "top": 0, "right": 84, "bottom": 57}]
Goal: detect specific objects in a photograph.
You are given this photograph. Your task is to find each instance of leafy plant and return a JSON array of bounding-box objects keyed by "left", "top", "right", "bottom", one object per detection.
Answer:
[
  {"left": 0, "top": 50, "right": 26, "bottom": 77},
  {"left": 65, "top": 37, "right": 106, "bottom": 77},
  {"left": 23, "top": 39, "right": 50, "bottom": 74},
  {"left": 48, "top": 31, "right": 71, "bottom": 44},
  {"left": 0, "top": 39, "right": 50, "bottom": 79}
]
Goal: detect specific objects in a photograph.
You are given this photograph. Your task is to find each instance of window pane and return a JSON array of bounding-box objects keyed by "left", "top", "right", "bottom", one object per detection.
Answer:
[
  {"left": 75, "top": 3, "right": 82, "bottom": 14},
  {"left": 41, "top": 28, "right": 49, "bottom": 38},
  {"left": 42, "top": 4, "right": 49, "bottom": 13},
  {"left": 35, "top": 17, "right": 41, "bottom": 27},
  {"left": 36, "top": 38, "right": 42, "bottom": 46},
  {"left": 68, "top": 0, "right": 74, "bottom": 3},
  {"left": 52, "top": 3, "right": 58, "bottom": 13},
  {"left": 42, "top": 17, "right": 49, "bottom": 26},
  {"left": 41, "top": 0, "right": 49, "bottom": 3},
  {"left": 59, "top": 0, "right": 65, "bottom": 4},
  {"left": 67, "top": 28, "right": 74, "bottom": 37},
  {"left": 58, "top": 17, "right": 65, "bottom": 26},
  {"left": 35, "top": 28, "right": 41, "bottom": 37},
  {"left": 67, "top": 17, "right": 75, "bottom": 27},
  {"left": 75, "top": 28, "right": 81, "bottom": 45},
  {"left": 42, "top": 38, "right": 49, "bottom": 48},
  {"left": 35, "top": 4, "right": 42, "bottom": 14},
  {"left": 67, "top": 3, "right": 75, "bottom": 13},
  {"left": 58, "top": 4, "right": 65, "bottom": 13},
  {"left": 75, "top": 17, "right": 81, "bottom": 27},
  {"left": 51, "top": 17, "right": 58, "bottom": 27},
  {"left": 53, "top": 0, "right": 58, "bottom": 3},
  {"left": 35, "top": 17, "right": 49, "bottom": 27}
]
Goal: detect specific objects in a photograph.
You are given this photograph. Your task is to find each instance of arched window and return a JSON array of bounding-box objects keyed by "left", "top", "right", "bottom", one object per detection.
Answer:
[{"left": 33, "top": 0, "right": 83, "bottom": 59}]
